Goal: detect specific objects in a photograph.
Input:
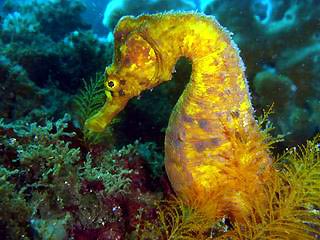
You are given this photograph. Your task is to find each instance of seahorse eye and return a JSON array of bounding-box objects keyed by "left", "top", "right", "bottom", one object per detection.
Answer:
[
  {"left": 108, "top": 81, "right": 115, "bottom": 88},
  {"left": 106, "top": 79, "right": 119, "bottom": 91}
]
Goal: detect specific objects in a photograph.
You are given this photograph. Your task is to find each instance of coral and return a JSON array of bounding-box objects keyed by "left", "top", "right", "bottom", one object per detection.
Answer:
[
  {"left": 1, "top": 11, "right": 40, "bottom": 40},
  {"left": 0, "top": 54, "right": 70, "bottom": 121},
  {"left": 56, "top": 30, "right": 111, "bottom": 92},
  {"left": 104, "top": 141, "right": 163, "bottom": 192},
  {"left": 2, "top": 25, "right": 110, "bottom": 92}
]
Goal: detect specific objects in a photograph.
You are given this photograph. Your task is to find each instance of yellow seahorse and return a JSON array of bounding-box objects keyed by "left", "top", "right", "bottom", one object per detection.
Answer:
[{"left": 85, "top": 12, "right": 272, "bottom": 222}]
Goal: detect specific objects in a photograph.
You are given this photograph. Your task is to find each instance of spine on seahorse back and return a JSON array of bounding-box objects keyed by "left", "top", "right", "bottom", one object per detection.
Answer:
[{"left": 142, "top": 14, "right": 272, "bottom": 220}]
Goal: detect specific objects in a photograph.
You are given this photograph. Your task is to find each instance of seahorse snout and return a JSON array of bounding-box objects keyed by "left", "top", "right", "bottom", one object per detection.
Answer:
[{"left": 85, "top": 96, "right": 129, "bottom": 132}]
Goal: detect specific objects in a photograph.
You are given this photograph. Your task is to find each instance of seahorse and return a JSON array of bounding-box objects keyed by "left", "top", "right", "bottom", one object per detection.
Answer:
[{"left": 85, "top": 12, "right": 272, "bottom": 221}]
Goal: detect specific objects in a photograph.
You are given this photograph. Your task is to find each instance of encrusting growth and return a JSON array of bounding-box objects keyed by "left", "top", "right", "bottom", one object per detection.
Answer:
[{"left": 85, "top": 12, "right": 272, "bottom": 222}]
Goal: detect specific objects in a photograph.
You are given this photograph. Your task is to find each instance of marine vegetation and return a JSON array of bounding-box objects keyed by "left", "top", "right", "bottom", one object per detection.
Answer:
[
  {"left": 85, "top": 12, "right": 320, "bottom": 238},
  {"left": 75, "top": 73, "right": 106, "bottom": 127},
  {"left": 74, "top": 72, "right": 113, "bottom": 144},
  {"left": 0, "top": 115, "right": 166, "bottom": 239}
]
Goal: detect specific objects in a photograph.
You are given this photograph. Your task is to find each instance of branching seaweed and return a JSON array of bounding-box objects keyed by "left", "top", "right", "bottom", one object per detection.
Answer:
[
  {"left": 74, "top": 73, "right": 116, "bottom": 143},
  {"left": 138, "top": 135, "right": 320, "bottom": 239},
  {"left": 140, "top": 198, "right": 218, "bottom": 240},
  {"left": 74, "top": 73, "right": 106, "bottom": 127},
  {"left": 79, "top": 153, "right": 132, "bottom": 195},
  {"left": 257, "top": 104, "right": 284, "bottom": 149},
  {"left": 228, "top": 134, "right": 320, "bottom": 239}
]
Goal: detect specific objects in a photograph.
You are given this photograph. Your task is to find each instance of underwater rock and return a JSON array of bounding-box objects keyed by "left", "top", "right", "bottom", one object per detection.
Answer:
[
  {"left": 2, "top": 0, "right": 90, "bottom": 41},
  {"left": 253, "top": 69, "right": 296, "bottom": 110},
  {"left": 2, "top": 3, "right": 111, "bottom": 93},
  {"left": 0, "top": 0, "right": 113, "bottom": 123},
  {"left": 0, "top": 55, "right": 47, "bottom": 120},
  {"left": 103, "top": 0, "right": 196, "bottom": 32},
  {"left": 31, "top": 217, "right": 70, "bottom": 240},
  {"left": 0, "top": 54, "right": 71, "bottom": 122},
  {"left": 56, "top": 30, "right": 112, "bottom": 92}
]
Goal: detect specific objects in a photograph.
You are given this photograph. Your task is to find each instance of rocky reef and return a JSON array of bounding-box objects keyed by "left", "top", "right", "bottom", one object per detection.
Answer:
[{"left": 0, "top": 0, "right": 112, "bottom": 123}]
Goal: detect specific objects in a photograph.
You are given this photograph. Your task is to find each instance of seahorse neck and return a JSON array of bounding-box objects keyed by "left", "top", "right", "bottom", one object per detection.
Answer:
[{"left": 150, "top": 14, "right": 253, "bottom": 122}]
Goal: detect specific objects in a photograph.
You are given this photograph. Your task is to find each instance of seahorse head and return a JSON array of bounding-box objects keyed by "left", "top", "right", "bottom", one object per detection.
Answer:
[{"left": 85, "top": 16, "right": 159, "bottom": 132}]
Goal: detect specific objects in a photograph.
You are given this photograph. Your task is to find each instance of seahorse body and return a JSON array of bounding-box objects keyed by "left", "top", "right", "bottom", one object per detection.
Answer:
[{"left": 85, "top": 12, "right": 272, "bottom": 221}]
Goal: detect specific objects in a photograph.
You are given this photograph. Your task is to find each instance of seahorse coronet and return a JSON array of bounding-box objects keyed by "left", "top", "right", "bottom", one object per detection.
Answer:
[{"left": 85, "top": 12, "right": 272, "bottom": 221}]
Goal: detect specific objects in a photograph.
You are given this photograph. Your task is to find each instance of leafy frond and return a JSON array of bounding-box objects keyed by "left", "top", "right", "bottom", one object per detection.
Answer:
[
  {"left": 140, "top": 198, "right": 218, "bottom": 240},
  {"left": 277, "top": 134, "right": 320, "bottom": 207},
  {"left": 74, "top": 73, "right": 115, "bottom": 144},
  {"left": 257, "top": 104, "right": 284, "bottom": 148},
  {"left": 74, "top": 73, "right": 106, "bottom": 127}
]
